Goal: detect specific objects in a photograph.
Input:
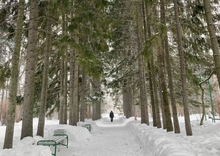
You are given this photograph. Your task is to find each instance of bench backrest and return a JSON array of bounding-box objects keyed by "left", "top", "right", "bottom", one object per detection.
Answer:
[
  {"left": 52, "top": 135, "right": 67, "bottom": 143},
  {"left": 54, "top": 129, "right": 66, "bottom": 134}
]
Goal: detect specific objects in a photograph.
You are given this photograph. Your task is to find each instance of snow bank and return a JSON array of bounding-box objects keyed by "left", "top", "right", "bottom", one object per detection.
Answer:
[
  {"left": 1, "top": 124, "right": 92, "bottom": 156},
  {"left": 127, "top": 121, "right": 194, "bottom": 156},
  {"left": 1, "top": 137, "right": 51, "bottom": 156},
  {"left": 44, "top": 124, "right": 92, "bottom": 142}
]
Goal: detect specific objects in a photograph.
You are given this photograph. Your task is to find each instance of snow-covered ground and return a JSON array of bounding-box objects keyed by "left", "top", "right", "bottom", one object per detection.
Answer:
[{"left": 0, "top": 114, "right": 220, "bottom": 156}]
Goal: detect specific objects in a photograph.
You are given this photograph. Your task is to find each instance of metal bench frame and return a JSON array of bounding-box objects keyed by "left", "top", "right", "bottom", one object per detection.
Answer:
[
  {"left": 82, "top": 124, "right": 92, "bottom": 132},
  {"left": 37, "top": 133, "right": 68, "bottom": 156}
]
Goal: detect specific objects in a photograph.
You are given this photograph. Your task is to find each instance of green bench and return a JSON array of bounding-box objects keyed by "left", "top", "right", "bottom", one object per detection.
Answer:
[
  {"left": 37, "top": 129, "right": 68, "bottom": 156},
  {"left": 82, "top": 124, "right": 92, "bottom": 132}
]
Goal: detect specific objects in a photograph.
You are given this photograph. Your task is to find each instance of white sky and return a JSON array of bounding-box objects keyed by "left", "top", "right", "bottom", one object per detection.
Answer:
[{"left": 0, "top": 114, "right": 220, "bottom": 156}]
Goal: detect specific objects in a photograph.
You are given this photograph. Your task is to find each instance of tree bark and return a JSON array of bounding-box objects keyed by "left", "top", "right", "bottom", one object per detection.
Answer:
[
  {"left": 203, "top": 0, "right": 220, "bottom": 89},
  {"left": 122, "top": 78, "right": 133, "bottom": 118},
  {"left": 92, "top": 77, "right": 102, "bottom": 120},
  {"left": 123, "top": 79, "right": 132, "bottom": 118},
  {"left": 160, "top": 0, "right": 179, "bottom": 133},
  {"left": 138, "top": 40, "right": 149, "bottom": 122},
  {"left": 59, "top": 49, "right": 65, "bottom": 124},
  {"left": 37, "top": 6, "right": 51, "bottom": 137},
  {"left": 142, "top": 0, "right": 157, "bottom": 126},
  {"left": 138, "top": 57, "right": 149, "bottom": 125},
  {"left": 157, "top": 42, "right": 173, "bottom": 132},
  {"left": 0, "top": 89, "right": 4, "bottom": 123},
  {"left": 59, "top": 12, "right": 68, "bottom": 125},
  {"left": 136, "top": 3, "right": 149, "bottom": 124},
  {"left": 173, "top": 0, "right": 192, "bottom": 136},
  {"left": 73, "top": 52, "right": 79, "bottom": 125},
  {"left": 145, "top": 0, "right": 161, "bottom": 128},
  {"left": 3, "top": 0, "right": 25, "bottom": 148},
  {"left": 63, "top": 51, "right": 68, "bottom": 124},
  {"left": 158, "top": 77, "right": 166, "bottom": 129},
  {"left": 69, "top": 49, "right": 74, "bottom": 125},
  {"left": 80, "top": 70, "right": 86, "bottom": 122},
  {"left": 21, "top": 0, "right": 39, "bottom": 139}
]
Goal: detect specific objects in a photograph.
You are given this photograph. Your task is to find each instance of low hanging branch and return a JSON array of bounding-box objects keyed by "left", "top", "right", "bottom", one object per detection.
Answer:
[
  {"left": 199, "top": 71, "right": 214, "bottom": 86},
  {"left": 199, "top": 71, "right": 214, "bottom": 126}
]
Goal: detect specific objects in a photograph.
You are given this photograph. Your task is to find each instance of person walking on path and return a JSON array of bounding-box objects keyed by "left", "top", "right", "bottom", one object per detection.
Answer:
[{"left": 109, "top": 111, "right": 114, "bottom": 122}]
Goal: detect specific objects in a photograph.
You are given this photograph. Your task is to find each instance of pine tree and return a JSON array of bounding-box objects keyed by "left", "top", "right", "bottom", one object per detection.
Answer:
[
  {"left": 37, "top": 0, "right": 52, "bottom": 137},
  {"left": 160, "top": 0, "right": 180, "bottom": 133},
  {"left": 173, "top": 0, "right": 192, "bottom": 136},
  {"left": 21, "top": 0, "right": 39, "bottom": 139},
  {"left": 203, "top": 0, "right": 220, "bottom": 89},
  {"left": 3, "top": 0, "right": 24, "bottom": 148}
]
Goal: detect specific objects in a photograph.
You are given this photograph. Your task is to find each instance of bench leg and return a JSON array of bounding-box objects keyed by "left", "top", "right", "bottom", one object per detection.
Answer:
[
  {"left": 54, "top": 145, "right": 57, "bottom": 156},
  {"left": 67, "top": 136, "right": 68, "bottom": 148},
  {"left": 49, "top": 145, "right": 57, "bottom": 156}
]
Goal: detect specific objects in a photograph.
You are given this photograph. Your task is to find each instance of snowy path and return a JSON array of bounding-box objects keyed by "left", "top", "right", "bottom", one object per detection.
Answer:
[
  {"left": 1, "top": 115, "right": 220, "bottom": 156},
  {"left": 57, "top": 117, "right": 145, "bottom": 156}
]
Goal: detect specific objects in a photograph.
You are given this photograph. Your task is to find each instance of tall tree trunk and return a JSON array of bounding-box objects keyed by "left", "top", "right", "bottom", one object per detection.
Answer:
[
  {"left": 3, "top": 84, "right": 8, "bottom": 126},
  {"left": 92, "top": 104, "right": 96, "bottom": 120},
  {"left": 153, "top": 71, "right": 161, "bottom": 128},
  {"left": 152, "top": 0, "right": 173, "bottom": 131},
  {"left": 136, "top": 3, "right": 149, "bottom": 124},
  {"left": 203, "top": 0, "right": 220, "bottom": 89},
  {"left": 122, "top": 79, "right": 132, "bottom": 118},
  {"left": 122, "top": 82, "right": 128, "bottom": 118},
  {"left": 88, "top": 104, "right": 92, "bottom": 119},
  {"left": 145, "top": 0, "right": 161, "bottom": 128},
  {"left": 0, "top": 89, "right": 4, "bottom": 123},
  {"left": 173, "top": 0, "right": 192, "bottom": 136},
  {"left": 160, "top": 0, "right": 179, "bottom": 133},
  {"left": 69, "top": 49, "right": 74, "bottom": 125},
  {"left": 68, "top": 0, "right": 74, "bottom": 126},
  {"left": 73, "top": 52, "right": 79, "bottom": 125},
  {"left": 138, "top": 55, "right": 149, "bottom": 125},
  {"left": 80, "top": 70, "right": 86, "bottom": 122},
  {"left": 157, "top": 43, "right": 173, "bottom": 132},
  {"left": 3, "top": 0, "right": 25, "bottom": 148},
  {"left": 21, "top": 0, "right": 39, "bottom": 139},
  {"left": 92, "top": 80, "right": 96, "bottom": 120},
  {"left": 1, "top": 89, "right": 7, "bottom": 126},
  {"left": 63, "top": 52, "right": 68, "bottom": 124},
  {"left": 92, "top": 77, "right": 102, "bottom": 120},
  {"left": 59, "top": 12, "right": 67, "bottom": 125},
  {"left": 37, "top": 7, "right": 51, "bottom": 137},
  {"left": 142, "top": 0, "right": 158, "bottom": 126},
  {"left": 158, "top": 77, "right": 166, "bottom": 129},
  {"left": 59, "top": 50, "right": 65, "bottom": 124}
]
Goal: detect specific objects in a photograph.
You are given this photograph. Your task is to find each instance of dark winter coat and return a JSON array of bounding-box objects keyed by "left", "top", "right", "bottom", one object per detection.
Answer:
[{"left": 109, "top": 111, "right": 114, "bottom": 118}]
